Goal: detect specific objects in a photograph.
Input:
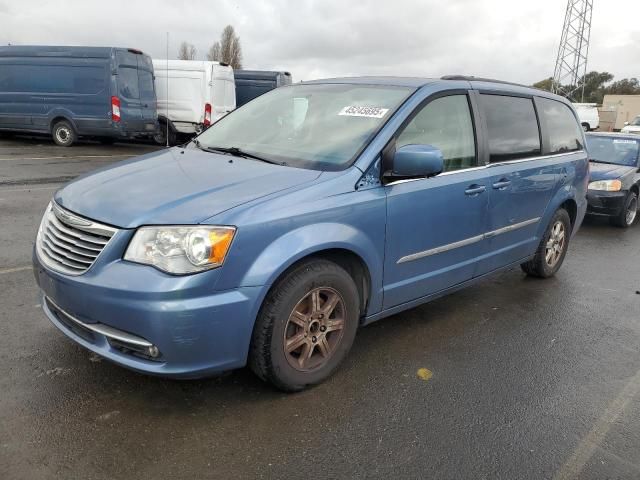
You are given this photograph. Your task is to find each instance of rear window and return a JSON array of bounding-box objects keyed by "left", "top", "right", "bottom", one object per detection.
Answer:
[
  {"left": 138, "top": 70, "right": 155, "bottom": 101},
  {"left": 538, "top": 98, "right": 583, "bottom": 154},
  {"left": 0, "top": 64, "right": 106, "bottom": 94},
  {"left": 118, "top": 67, "right": 139, "bottom": 99},
  {"left": 480, "top": 94, "right": 541, "bottom": 163}
]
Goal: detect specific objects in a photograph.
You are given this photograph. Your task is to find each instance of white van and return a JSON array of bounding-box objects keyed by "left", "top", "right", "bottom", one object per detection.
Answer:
[
  {"left": 152, "top": 60, "right": 236, "bottom": 144},
  {"left": 572, "top": 103, "right": 600, "bottom": 132}
]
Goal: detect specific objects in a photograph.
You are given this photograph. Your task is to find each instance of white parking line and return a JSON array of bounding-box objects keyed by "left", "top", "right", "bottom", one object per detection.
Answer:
[
  {"left": 0, "top": 154, "right": 134, "bottom": 161},
  {"left": 0, "top": 265, "right": 32, "bottom": 275},
  {"left": 553, "top": 368, "right": 640, "bottom": 480},
  {"left": 0, "top": 186, "right": 59, "bottom": 192}
]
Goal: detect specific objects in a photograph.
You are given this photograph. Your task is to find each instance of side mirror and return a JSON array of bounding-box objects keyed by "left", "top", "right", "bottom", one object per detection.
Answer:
[
  {"left": 624, "top": 121, "right": 630, "bottom": 126},
  {"left": 389, "top": 144, "right": 444, "bottom": 178}
]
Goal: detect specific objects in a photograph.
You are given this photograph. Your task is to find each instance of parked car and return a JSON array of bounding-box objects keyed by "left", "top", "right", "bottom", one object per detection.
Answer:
[
  {"left": 585, "top": 132, "right": 640, "bottom": 227},
  {"left": 234, "top": 70, "right": 292, "bottom": 107},
  {"left": 0, "top": 45, "right": 158, "bottom": 146},
  {"left": 152, "top": 59, "right": 236, "bottom": 145},
  {"left": 573, "top": 103, "right": 600, "bottom": 132},
  {"left": 33, "top": 76, "right": 588, "bottom": 391},
  {"left": 621, "top": 115, "right": 640, "bottom": 135}
]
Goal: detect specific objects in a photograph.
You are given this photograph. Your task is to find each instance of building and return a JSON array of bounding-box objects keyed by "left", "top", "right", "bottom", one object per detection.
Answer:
[{"left": 601, "top": 94, "right": 640, "bottom": 130}]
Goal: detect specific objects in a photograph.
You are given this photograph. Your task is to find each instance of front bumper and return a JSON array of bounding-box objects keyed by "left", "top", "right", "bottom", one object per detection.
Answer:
[
  {"left": 586, "top": 190, "right": 627, "bottom": 217},
  {"left": 33, "top": 248, "right": 264, "bottom": 378}
]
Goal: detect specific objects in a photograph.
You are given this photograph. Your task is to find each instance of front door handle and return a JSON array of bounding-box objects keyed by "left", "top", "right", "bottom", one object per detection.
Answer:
[
  {"left": 465, "top": 184, "right": 486, "bottom": 196},
  {"left": 492, "top": 179, "right": 511, "bottom": 190}
]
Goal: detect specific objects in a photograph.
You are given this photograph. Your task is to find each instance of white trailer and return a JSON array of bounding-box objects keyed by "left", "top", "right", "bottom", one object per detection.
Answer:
[{"left": 152, "top": 60, "right": 236, "bottom": 144}]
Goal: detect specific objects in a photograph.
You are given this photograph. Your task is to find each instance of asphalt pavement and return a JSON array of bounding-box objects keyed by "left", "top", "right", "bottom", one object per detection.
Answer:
[{"left": 0, "top": 134, "right": 639, "bottom": 479}]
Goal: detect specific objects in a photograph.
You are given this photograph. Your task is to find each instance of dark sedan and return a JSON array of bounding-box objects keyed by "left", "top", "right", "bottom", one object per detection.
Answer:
[{"left": 585, "top": 132, "right": 640, "bottom": 227}]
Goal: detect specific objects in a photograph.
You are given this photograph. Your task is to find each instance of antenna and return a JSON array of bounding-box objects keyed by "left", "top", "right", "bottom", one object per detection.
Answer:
[
  {"left": 165, "top": 32, "right": 170, "bottom": 147},
  {"left": 552, "top": 0, "right": 594, "bottom": 102}
]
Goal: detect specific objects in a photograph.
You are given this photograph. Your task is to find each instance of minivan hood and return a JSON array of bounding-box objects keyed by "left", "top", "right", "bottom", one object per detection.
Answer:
[
  {"left": 621, "top": 125, "right": 640, "bottom": 134},
  {"left": 54, "top": 148, "right": 322, "bottom": 228},
  {"left": 588, "top": 161, "right": 634, "bottom": 181}
]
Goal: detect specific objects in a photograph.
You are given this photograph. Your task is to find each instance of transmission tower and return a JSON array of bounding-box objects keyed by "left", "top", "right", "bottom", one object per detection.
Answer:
[{"left": 552, "top": 0, "right": 594, "bottom": 102}]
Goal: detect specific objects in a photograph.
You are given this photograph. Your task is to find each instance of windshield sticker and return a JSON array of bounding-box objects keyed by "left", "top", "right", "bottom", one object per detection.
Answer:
[
  {"left": 339, "top": 106, "right": 389, "bottom": 118},
  {"left": 613, "top": 139, "right": 636, "bottom": 144}
]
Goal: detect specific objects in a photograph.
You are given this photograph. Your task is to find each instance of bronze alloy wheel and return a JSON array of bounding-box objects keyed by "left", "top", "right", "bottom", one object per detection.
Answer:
[
  {"left": 545, "top": 220, "right": 566, "bottom": 267},
  {"left": 283, "top": 287, "right": 346, "bottom": 371}
]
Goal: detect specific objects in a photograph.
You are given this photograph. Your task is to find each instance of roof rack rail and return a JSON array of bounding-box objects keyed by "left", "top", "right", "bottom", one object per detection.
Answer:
[{"left": 440, "top": 75, "right": 530, "bottom": 88}]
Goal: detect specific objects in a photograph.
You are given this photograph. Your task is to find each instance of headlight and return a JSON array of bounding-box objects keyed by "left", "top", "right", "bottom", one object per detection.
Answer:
[
  {"left": 588, "top": 179, "right": 622, "bottom": 192},
  {"left": 124, "top": 226, "right": 236, "bottom": 274}
]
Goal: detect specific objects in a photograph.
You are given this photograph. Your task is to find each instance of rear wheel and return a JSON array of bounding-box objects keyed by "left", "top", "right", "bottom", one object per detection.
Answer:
[
  {"left": 153, "top": 120, "right": 176, "bottom": 146},
  {"left": 581, "top": 123, "right": 590, "bottom": 132},
  {"left": 52, "top": 120, "right": 76, "bottom": 147},
  {"left": 521, "top": 208, "right": 571, "bottom": 278},
  {"left": 249, "top": 259, "right": 360, "bottom": 392},
  {"left": 610, "top": 191, "right": 638, "bottom": 228}
]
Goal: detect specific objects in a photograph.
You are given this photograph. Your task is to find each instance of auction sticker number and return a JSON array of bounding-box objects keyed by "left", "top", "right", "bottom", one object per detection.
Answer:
[{"left": 339, "top": 106, "right": 389, "bottom": 118}]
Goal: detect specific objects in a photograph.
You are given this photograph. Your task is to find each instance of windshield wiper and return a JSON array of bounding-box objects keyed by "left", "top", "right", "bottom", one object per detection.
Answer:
[
  {"left": 589, "top": 159, "right": 618, "bottom": 165},
  {"left": 199, "top": 145, "right": 281, "bottom": 165}
]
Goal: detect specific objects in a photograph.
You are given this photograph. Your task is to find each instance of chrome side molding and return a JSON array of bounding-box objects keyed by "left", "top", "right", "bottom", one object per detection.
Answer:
[{"left": 397, "top": 217, "right": 541, "bottom": 264}]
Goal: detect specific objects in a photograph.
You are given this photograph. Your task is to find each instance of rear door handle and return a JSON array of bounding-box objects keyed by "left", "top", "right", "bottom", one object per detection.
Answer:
[
  {"left": 492, "top": 179, "right": 511, "bottom": 190},
  {"left": 465, "top": 184, "right": 486, "bottom": 196}
]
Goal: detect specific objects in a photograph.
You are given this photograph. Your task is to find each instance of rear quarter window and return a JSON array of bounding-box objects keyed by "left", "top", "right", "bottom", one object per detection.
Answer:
[
  {"left": 537, "top": 98, "right": 584, "bottom": 154},
  {"left": 480, "top": 94, "right": 541, "bottom": 163}
]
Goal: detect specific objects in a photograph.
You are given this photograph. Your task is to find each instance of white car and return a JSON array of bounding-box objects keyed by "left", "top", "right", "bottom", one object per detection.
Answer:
[
  {"left": 152, "top": 60, "right": 236, "bottom": 145},
  {"left": 621, "top": 116, "right": 640, "bottom": 135},
  {"left": 573, "top": 103, "right": 599, "bottom": 132}
]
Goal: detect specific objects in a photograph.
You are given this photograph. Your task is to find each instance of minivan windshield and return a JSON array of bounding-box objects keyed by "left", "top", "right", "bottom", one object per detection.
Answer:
[
  {"left": 196, "top": 83, "right": 413, "bottom": 170},
  {"left": 586, "top": 135, "right": 640, "bottom": 166},
  {"left": 630, "top": 116, "right": 640, "bottom": 126}
]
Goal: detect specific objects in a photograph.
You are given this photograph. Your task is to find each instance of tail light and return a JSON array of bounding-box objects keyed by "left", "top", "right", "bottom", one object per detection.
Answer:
[
  {"left": 111, "top": 96, "right": 121, "bottom": 122},
  {"left": 204, "top": 103, "right": 212, "bottom": 126}
]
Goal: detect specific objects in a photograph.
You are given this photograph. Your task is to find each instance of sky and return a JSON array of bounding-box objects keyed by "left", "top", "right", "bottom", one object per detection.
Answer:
[{"left": 1, "top": 0, "right": 638, "bottom": 85}]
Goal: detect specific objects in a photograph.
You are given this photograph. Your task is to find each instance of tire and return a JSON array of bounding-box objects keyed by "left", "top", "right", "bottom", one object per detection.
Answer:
[
  {"left": 51, "top": 120, "right": 76, "bottom": 147},
  {"left": 153, "top": 121, "right": 176, "bottom": 146},
  {"left": 249, "top": 259, "right": 360, "bottom": 392},
  {"left": 521, "top": 208, "right": 571, "bottom": 278},
  {"left": 610, "top": 191, "right": 638, "bottom": 228},
  {"left": 581, "top": 123, "right": 590, "bottom": 132}
]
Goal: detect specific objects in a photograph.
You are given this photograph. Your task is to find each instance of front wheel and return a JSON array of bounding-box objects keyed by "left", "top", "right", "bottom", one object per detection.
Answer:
[
  {"left": 249, "top": 259, "right": 360, "bottom": 392},
  {"left": 610, "top": 191, "right": 638, "bottom": 228},
  {"left": 521, "top": 208, "right": 571, "bottom": 278}
]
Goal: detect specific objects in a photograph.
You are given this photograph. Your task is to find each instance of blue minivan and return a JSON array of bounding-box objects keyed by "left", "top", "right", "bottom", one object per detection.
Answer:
[
  {"left": 0, "top": 46, "right": 158, "bottom": 146},
  {"left": 33, "top": 76, "right": 588, "bottom": 391}
]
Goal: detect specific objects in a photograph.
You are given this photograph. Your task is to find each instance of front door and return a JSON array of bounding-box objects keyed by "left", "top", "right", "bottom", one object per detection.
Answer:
[{"left": 383, "top": 93, "right": 491, "bottom": 309}]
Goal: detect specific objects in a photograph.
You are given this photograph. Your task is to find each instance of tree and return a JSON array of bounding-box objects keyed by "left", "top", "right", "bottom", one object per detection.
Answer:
[
  {"left": 607, "top": 78, "right": 640, "bottom": 96},
  {"left": 207, "top": 42, "right": 221, "bottom": 62},
  {"left": 207, "top": 25, "right": 243, "bottom": 69},
  {"left": 532, "top": 77, "right": 553, "bottom": 92},
  {"left": 177, "top": 42, "right": 197, "bottom": 60},
  {"left": 531, "top": 71, "right": 640, "bottom": 104}
]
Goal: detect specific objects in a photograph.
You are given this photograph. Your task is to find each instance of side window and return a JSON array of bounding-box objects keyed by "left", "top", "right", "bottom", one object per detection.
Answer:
[
  {"left": 480, "top": 94, "right": 541, "bottom": 162},
  {"left": 118, "top": 67, "right": 140, "bottom": 99},
  {"left": 537, "top": 98, "right": 583, "bottom": 154},
  {"left": 396, "top": 95, "right": 476, "bottom": 172},
  {"left": 138, "top": 70, "right": 155, "bottom": 101}
]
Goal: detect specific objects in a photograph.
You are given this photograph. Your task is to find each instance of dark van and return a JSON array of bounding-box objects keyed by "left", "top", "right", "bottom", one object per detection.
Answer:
[
  {"left": 0, "top": 46, "right": 158, "bottom": 146},
  {"left": 234, "top": 70, "right": 292, "bottom": 107}
]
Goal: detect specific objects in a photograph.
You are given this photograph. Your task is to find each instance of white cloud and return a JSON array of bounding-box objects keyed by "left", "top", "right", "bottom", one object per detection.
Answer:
[{"left": 1, "top": 0, "right": 639, "bottom": 84}]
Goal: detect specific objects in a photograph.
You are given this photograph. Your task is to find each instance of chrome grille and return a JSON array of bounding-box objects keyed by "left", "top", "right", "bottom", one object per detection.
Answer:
[{"left": 36, "top": 202, "right": 118, "bottom": 275}]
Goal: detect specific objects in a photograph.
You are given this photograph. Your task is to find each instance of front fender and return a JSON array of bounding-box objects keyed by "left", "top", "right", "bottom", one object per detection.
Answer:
[{"left": 240, "top": 222, "right": 384, "bottom": 315}]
